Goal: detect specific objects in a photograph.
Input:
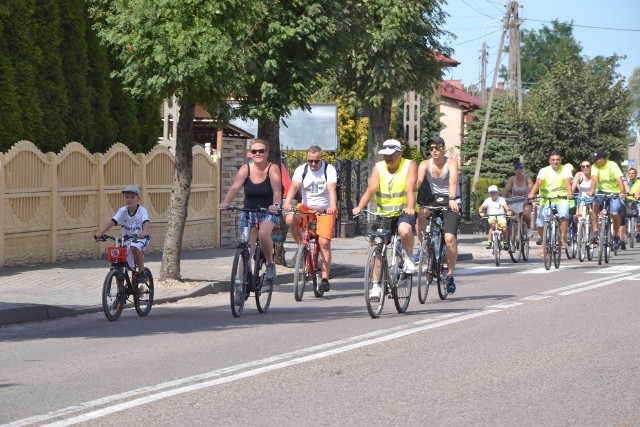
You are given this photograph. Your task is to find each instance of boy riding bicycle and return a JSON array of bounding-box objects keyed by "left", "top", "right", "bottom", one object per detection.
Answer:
[
  {"left": 479, "top": 185, "right": 512, "bottom": 249},
  {"left": 283, "top": 145, "right": 338, "bottom": 292},
  {"left": 95, "top": 184, "right": 151, "bottom": 283}
]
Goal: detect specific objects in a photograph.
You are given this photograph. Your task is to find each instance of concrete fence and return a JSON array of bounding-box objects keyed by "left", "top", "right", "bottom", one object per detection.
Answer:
[{"left": 0, "top": 141, "right": 220, "bottom": 267}]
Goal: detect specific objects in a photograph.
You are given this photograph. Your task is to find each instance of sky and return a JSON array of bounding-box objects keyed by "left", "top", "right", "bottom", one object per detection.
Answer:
[{"left": 440, "top": 0, "right": 640, "bottom": 90}]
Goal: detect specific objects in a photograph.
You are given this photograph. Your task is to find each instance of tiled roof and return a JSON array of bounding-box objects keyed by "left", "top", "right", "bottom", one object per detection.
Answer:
[{"left": 440, "top": 80, "right": 482, "bottom": 109}]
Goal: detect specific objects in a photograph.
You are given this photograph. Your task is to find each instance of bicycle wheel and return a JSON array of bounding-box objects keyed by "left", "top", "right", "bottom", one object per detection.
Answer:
[
  {"left": 565, "top": 220, "right": 576, "bottom": 259},
  {"left": 521, "top": 227, "right": 530, "bottom": 261},
  {"left": 254, "top": 247, "right": 272, "bottom": 313},
  {"left": 134, "top": 267, "right": 154, "bottom": 317},
  {"left": 598, "top": 217, "right": 606, "bottom": 265},
  {"left": 312, "top": 245, "right": 324, "bottom": 298},
  {"left": 364, "top": 244, "right": 385, "bottom": 318},
  {"left": 495, "top": 231, "right": 502, "bottom": 266},
  {"left": 631, "top": 218, "right": 636, "bottom": 248},
  {"left": 436, "top": 242, "right": 448, "bottom": 300},
  {"left": 393, "top": 251, "right": 412, "bottom": 314},
  {"left": 577, "top": 222, "right": 585, "bottom": 262},
  {"left": 102, "top": 269, "right": 124, "bottom": 321},
  {"left": 293, "top": 245, "right": 309, "bottom": 301},
  {"left": 230, "top": 249, "right": 247, "bottom": 317},
  {"left": 542, "top": 222, "right": 552, "bottom": 270},
  {"left": 508, "top": 219, "right": 521, "bottom": 263},
  {"left": 552, "top": 220, "right": 561, "bottom": 269},
  {"left": 417, "top": 239, "right": 432, "bottom": 304}
]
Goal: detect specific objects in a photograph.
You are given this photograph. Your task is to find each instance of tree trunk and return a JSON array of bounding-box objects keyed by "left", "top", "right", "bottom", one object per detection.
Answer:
[
  {"left": 257, "top": 119, "right": 286, "bottom": 266},
  {"left": 366, "top": 101, "right": 392, "bottom": 170},
  {"left": 160, "top": 102, "right": 195, "bottom": 280}
]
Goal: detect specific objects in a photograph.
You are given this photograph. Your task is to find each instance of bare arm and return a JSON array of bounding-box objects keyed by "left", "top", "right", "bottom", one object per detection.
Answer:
[
  {"left": 448, "top": 157, "right": 460, "bottom": 212},
  {"left": 283, "top": 179, "right": 301, "bottom": 211},
  {"left": 527, "top": 177, "right": 543, "bottom": 200},
  {"left": 326, "top": 182, "right": 338, "bottom": 215},
  {"left": 416, "top": 159, "right": 429, "bottom": 189},
  {"left": 571, "top": 172, "right": 582, "bottom": 192},
  {"left": 405, "top": 160, "right": 418, "bottom": 214},
  {"left": 220, "top": 164, "right": 249, "bottom": 208},
  {"left": 269, "top": 164, "right": 282, "bottom": 209}
]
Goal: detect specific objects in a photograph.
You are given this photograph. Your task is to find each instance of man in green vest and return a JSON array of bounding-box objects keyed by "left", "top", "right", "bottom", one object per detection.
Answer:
[
  {"left": 589, "top": 149, "right": 626, "bottom": 249},
  {"left": 527, "top": 150, "right": 573, "bottom": 252},
  {"left": 352, "top": 139, "right": 418, "bottom": 301}
]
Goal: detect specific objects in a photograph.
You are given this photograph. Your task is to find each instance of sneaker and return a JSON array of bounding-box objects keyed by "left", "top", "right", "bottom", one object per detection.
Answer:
[
  {"left": 403, "top": 257, "right": 416, "bottom": 275},
  {"left": 369, "top": 282, "right": 382, "bottom": 302},
  {"left": 592, "top": 231, "right": 599, "bottom": 243},
  {"left": 136, "top": 271, "right": 147, "bottom": 283},
  {"left": 266, "top": 262, "right": 277, "bottom": 281},
  {"left": 319, "top": 278, "right": 330, "bottom": 292},
  {"left": 485, "top": 240, "right": 492, "bottom": 249},
  {"left": 412, "top": 249, "right": 421, "bottom": 263},
  {"left": 536, "top": 238, "right": 543, "bottom": 246},
  {"left": 621, "top": 241, "right": 627, "bottom": 250},
  {"left": 613, "top": 236, "right": 621, "bottom": 250},
  {"left": 445, "top": 276, "right": 456, "bottom": 294},
  {"left": 503, "top": 241, "right": 510, "bottom": 251}
]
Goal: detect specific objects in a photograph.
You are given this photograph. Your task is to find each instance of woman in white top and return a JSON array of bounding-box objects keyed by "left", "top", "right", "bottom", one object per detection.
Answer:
[{"left": 572, "top": 159, "right": 593, "bottom": 218}]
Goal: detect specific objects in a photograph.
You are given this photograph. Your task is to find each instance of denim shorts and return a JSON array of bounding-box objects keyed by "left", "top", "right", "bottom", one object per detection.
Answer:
[
  {"left": 536, "top": 200, "right": 570, "bottom": 227},
  {"left": 240, "top": 211, "right": 280, "bottom": 229},
  {"left": 594, "top": 194, "right": 623, "bottom": 215}
]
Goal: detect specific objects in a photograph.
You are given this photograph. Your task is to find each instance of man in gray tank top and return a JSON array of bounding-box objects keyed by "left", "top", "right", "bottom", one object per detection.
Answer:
[{"left": 416, "top": 136, "right": 462, "bottom": 295}]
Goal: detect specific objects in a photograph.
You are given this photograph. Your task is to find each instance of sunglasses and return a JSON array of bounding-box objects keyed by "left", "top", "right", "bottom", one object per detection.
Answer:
[
  {"left": 580, "top": 164, "right": 591, "bottom": 168},
  {"left": 307, "top": 159, "right": 321, "bottom": 164},
  {"left": 250, "top": 149, "right": 266, "bottom": 154},
  {"left": 428, "top": 145, "right": 441, "bottom": 151}
]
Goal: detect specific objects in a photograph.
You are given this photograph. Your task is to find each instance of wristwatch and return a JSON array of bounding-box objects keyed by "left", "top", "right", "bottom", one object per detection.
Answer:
[{"left": 448, "top": 196, "right": 457, "bottom": 201}]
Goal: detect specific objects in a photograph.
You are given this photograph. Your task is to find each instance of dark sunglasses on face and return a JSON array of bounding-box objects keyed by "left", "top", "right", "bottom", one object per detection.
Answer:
[
  {"left": 307, "top": 159, "right": 321, "bottom": 164},
  {"left": 581, "top": 164, "right": 590, "bottom": 168},
  {"left": 429, "top": 145, "right": 441, "bottom": 151},
  {"left": 251, "top": 149, "right": 266, "bottom": 154}
]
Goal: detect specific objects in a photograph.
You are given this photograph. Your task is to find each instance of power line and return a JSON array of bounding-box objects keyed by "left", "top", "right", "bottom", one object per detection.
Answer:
[
  {"left": 461, "top": 0, "right": 496, "bottom": 19},
  {"left": 525, "top": 18, "right": 640, "bottom": 32},
  {"left": 451, "top": 27, "right": 503, "bottom": 47}
]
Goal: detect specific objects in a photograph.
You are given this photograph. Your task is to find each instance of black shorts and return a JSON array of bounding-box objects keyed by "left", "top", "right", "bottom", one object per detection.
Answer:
[{"left": 425, "top": 204, "right": 461, "bottom": 236}]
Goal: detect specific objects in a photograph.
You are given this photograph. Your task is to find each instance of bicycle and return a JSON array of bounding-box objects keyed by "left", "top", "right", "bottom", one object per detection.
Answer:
[
  {"left": 95, "top": 234, "right": 154, "bottom": 321},
  {"left": 357, "top": 210, "right": 412, "bottom": 318},
  {"left": 536, "top": 196, "right": 564, "bottom": 270},
  {"left": 290, "top": 207, "right": 327, "bottom": 301},
  {"left": 224, "top": 206, "right": 278, "bottom": 317},
  {"left": 479, "top": 213, "right": 509, "bottom": 266},
  {"left": 505, "top": 196, "right": 530, "bottom": 262},
  {"left": 595, "top": 194, "right": 619, "bottom": 265},
  {"left": 565, "top": 211, "right": 577, "bottom": 259},
  {"left": 416, "top": 205, "right": 449, "bottom": 303},
  {"left": 574, "top": 196, "right": 595, "bottom": 262}
]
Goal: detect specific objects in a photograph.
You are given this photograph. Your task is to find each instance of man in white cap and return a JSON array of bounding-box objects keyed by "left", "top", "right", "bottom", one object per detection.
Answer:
[{"left": 352, "top": 139, "right": 418, "bottom": 302}]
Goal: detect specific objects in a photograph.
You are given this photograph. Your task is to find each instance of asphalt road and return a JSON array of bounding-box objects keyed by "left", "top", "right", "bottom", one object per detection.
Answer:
[{"left": 3, "top": 249, "right": 640, "bottom": 426}]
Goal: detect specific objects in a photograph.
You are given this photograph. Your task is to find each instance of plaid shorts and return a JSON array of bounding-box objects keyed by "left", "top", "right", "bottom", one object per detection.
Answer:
[{"left": 240, "top": 211, "right": 280, "bottom": 229}]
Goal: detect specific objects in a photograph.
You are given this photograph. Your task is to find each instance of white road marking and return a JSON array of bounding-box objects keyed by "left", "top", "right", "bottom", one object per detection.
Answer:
[
  {"left": 5, "top": 311, "right": 499, "bottom": 427},
  {"left": 538, "top": 273, "right": 630, "bottom": 295},
  {"left": 487, "top": 302, "right": 524, "bottom": 309},
  {"left": 520, "top": 295, "right": 553, "bottom": 301},
  {"left": 585, "top": 265, "right": 639, "bottom": 274}
]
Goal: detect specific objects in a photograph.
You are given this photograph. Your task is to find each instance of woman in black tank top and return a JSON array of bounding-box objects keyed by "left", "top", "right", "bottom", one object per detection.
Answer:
[{"left": 219, "top": 139, "right": 282, "bottom": 281}]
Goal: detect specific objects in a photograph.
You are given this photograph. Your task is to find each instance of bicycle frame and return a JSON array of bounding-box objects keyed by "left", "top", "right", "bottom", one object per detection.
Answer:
[
  {"left": 537, "top": 197, "right": 563, "bottom": 270},
  {"left": 417, "top": 205, "right": 449, "bottom": 303},
  {"left": 595, "top": 194, "right": 618, "bottom": 265},
  {"left": 575, "top": 196, "right": 594, "bottom": 262},
  {"left": 292, "top": 208, "right": 324, "bottom": 301},
  {"left": 482, "top": 214, "right": 507, "bottom": 266}
]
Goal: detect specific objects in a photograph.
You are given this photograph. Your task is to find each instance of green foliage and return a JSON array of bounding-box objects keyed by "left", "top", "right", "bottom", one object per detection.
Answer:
[
  {"left": 520, "top": 54, "right": 630, "bottom": 170},
  {"left": 0, "top": 25, "right": 23, "bottom": 151},
  {"left": 508, "top": 20, "right": 583, "bottom": 87},
  {"left": 461, "top": 93, "right": 521, "bottom": 181},
  {"left": 629, "top": 67, "right": 640, "bottom": 130},
  {"left": 419, "top": 97, "right": 444, "bottom": 158},
  {"left": 336, "top": 102, "right": 368, "bottom": 160}
]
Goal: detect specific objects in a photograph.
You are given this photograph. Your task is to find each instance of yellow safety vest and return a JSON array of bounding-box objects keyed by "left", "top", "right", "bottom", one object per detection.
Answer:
[
  {"left": 375, "top": 158, "right": 409, "bottom": 217},
  {"left": 539, "top": 164, "right": 568, "bottom": 204}
]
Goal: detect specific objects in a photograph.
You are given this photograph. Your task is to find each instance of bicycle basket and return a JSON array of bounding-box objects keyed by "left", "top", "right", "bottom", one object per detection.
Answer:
[
  {"left": 106, "top": 246, "right": 127, "bottom": 263},
  {"left": 271, "top": 216, "right": 288, "bottom": 243},
  {"left": 506, "top": 196, "right": 525, "bottom": 214},
  {"left": 627, "top": 201, "right": 638, "bottom": 217},
  {"left": 359, "top": 217, "right": 393, "bottom": 242}
]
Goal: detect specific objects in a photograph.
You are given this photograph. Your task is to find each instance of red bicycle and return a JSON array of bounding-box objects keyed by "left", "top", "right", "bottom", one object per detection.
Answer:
[{"left": 291, "top": 207, "right": 327, "bottom": 301}]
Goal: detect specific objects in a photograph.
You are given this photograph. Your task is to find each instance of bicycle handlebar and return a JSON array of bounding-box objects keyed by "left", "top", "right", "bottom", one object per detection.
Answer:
[
  {"left": 352, "top": 209, "right": 403, "bottom": 219},
  {"left": 94, "top": 234, "right": 149, "bottom": 242},
  {"left": 222, "top": 206, "right": 282, "bottom": 214}
]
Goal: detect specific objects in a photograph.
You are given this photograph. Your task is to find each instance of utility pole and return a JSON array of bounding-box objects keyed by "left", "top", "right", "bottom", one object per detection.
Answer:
[
  {"left": 471, "top": 1, "right": 522, "bottom": 195},
  {"left": 480, "top": 40, "right": 487, "bottom": 102},
  {"left": 506, "top": 2, "right": 522, "bottom": 108}
]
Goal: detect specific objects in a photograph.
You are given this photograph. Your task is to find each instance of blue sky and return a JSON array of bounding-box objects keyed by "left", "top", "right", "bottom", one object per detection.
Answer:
[{"left": 441, "top": 0, "right": 640, "bottom": 89}]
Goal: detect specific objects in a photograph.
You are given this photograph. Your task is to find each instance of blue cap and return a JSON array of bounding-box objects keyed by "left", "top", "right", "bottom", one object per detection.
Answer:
[{"left": 514, "top": 162, "right": 524, "bottom": 169}]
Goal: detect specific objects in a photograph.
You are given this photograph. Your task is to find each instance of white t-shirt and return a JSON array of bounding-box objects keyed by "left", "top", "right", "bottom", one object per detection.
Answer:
[
  {"left": 291, "top": 161, "right": 337, "bottom": 210},
  {"left": 112, "top": 205, "right": 150, "bottom": 237},
  {"left": 481, "top": 196, "right": 507, "bottom": 215}
]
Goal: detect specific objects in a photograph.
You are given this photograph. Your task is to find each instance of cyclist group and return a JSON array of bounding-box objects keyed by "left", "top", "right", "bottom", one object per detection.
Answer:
[{"left": 484, "top": 148, "right": 639, "bottom": 258}]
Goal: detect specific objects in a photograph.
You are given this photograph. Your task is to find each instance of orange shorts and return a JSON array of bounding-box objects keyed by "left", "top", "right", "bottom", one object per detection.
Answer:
[{"left": 296, "top": 203, "right": 337, "bottom": 240}]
